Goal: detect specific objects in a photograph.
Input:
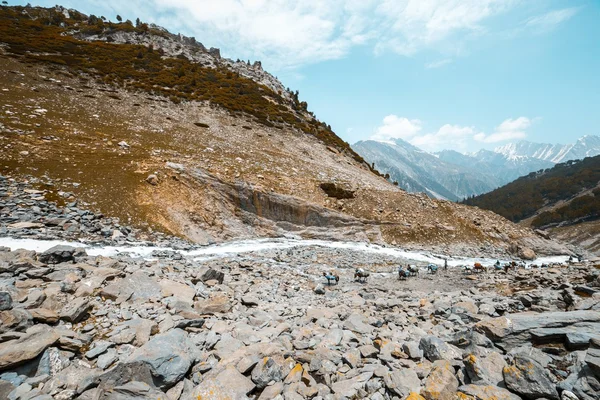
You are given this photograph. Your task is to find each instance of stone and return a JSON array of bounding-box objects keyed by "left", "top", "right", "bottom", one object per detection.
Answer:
[
  {"left": 100, "top": 271, "right": 161, "bottom": 303},
  {"left": 464, "top": 352, "right": 507, "bottom": 386},
  {"left": 403, "top": 341, "right": 424, "bottom": 359},
  {"left": 384, "top": 368, "right": 421, "bottom": 397},
  {"left": 146, "top": 174, "right": 159, "bottom": 185},
  {"left": 194, "top": 294, "right": 231, "bottom": 314},
  {"left": 60, "top": 297, "right": 92, "bottom": 323},
  {"left": 126, "top": 328, "right": 197, "bottom": 389},
  {"left": 503, "top": 354, "right": 559, "bottom": 400},
  {"left": 7, "top": 222, "right": 44, "bottom": 229},
  {"left": 458, "top": 384, "right": 523, "bottom": 400},
  {"left": 241, "top": 295, "right": 259, "bottom": 307},
  {"left": 420, "top": 336, "right": 462, "bottom": 362},
  {"left": 518, "top": 247, "right": 536, "bottom": 260},
  {"left": 342, "top": 348, "right": 361, "bottom": 369},
  {"left": 586, "top": 338, "right": 600, "bottom": 378},
  {"left": 313, "top": 284, "right": 325, "bottom": 295},
  {"left": 251, "top": 356, "right": 283, "bottom": 389},
  {"left": 0, "top": 326, "right": 59, "bottom": 370},
  {"left": 96, "top": 348, "right": 118, "bottom": 370},
  {"left": 29, "top": 308, "right": 59, "bottom": 324},
  {"left": 85, "top": 341, "right": 114, "bottom": 359},
  {"left": 38, "top": 245, "right": 79, "bottom": 264},
  {"left": 359, "top": 344, "right": 379, "bottom": 358},
  {"left": 421, "top": 360, "right": 459, "bottom": 400},
  {"left": 0, "top": 292, "right": 12, "bottom": 311},
  {"left": 343, "top": 313, "right": 373, "bottom": 334},
  {"left": 196, "top": 267, "right": 224, "bottom": 284},
  {"left": 475, "top": 311, "right": 600, "bottom": 350},
  {"left": 258, "top": 381, "right": 284, "bottom": 400},
  {"left": 111, "top": 381, "right": 165, "bottom": 399},
  {"left": 191, "top": 365, "right": 255, "bottom": 399}
]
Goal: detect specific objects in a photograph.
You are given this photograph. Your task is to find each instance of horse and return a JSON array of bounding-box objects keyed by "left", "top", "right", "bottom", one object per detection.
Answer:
[
  {"left": 408, "top": 265, "right": 419, "bottom": 277},
  {"left": 427, "top": 264, "right": 439, "bottom": 274},
  {"left": 398, "top": 266, "right": 410, "bottom": 280},
  {"left": 323, "top": 272, "right": 339, "bottom": 286},
  {"left": 354, "top": 268, "right": 370, "bottom": 283},
  {"left": 473, "top": 263, "right": 486, "bottom": 273}
]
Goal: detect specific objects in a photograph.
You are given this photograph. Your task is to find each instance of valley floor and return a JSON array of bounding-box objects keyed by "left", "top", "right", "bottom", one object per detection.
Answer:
[{"left": 1, "top": 172, "right": 600, "bottom": 400}]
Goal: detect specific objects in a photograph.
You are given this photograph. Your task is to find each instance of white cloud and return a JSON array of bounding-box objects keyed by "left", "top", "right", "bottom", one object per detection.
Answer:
[
  {"left": 525, "top": 7, "right": 579, "bottom": 33},
  {"left": 425, "top": 58, "right": 452, "bottom": 69},
  {"left": 411, "top": 124, "right": 479, "bottom": 151},
  {"left": 474, "top": 117, "right": 531, "bottom": 143},
  {"left": 371, "top": 115, "right": 533, "bottom": 150},
  {"left": 370, "top": 115, "right": 422, "bottom": 143},
  {"left": 87, "top": 0, "right": 571, "bottom": 70},
  {"left": 67, "top": 0, "right": 575, "bottom": 70},
  {"left": 374, "top": 0, "right": 520, "bottom": 56}
]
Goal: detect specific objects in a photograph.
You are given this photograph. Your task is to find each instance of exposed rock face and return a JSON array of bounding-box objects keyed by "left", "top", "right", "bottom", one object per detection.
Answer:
[{"left": 319, "top": 182, "right": 356, "bottom": 199}]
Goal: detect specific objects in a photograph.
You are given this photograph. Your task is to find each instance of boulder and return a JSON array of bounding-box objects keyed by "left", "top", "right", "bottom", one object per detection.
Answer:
[
  {"left": 110, "top": 381, "right": 165, "bottom": 399},
  {"left": 126, "top": 329, "right": 198, "bottom": 389},
  {"left": 0, "top": 292, "right": 12, "bottom": 311},
  {"left": 503, "top": 354, "right": 559, "bottom": 400},
  {"left": 420, "top": 336, "right": 462, "bottom": 362},
  {"left": 0, "top": 326, "right": 59, "bottom": 370},
  {"left": 38, "top": 245, "right": 79, "bottom": 264},
  {"left": 384, "top": 368, "right": 421, "bottom": 397},
  {"left": 196, "top": 267, "right": 224, "bottom": 284},
  {"left": 458, "top": 384, "right": 522, "bottom": 400},
  {"left": 343, "top": 313, "right": 373, "bottom": 334},
  {"left": 191, "top": 365, "right": 255, "bottom": 399},
  {"left": 194, "top": 294, "right": 231, "bottom": 315},
  {"left": 100, "top": 271, "right": 161, "bottom": 303},
  {"left": 475, "top": 311, "right": 600, "bottom": 350},
  {"left": 60, "top": 297, "right": 92, "bottom": 323},
  {"left": 464, "top": 352, "right": 507, "bottom": 386},
  {"left": 421, "top": 360, "right": 459, "bottom": 400},
  {"left": 146, "top": 174, "right": 159, "bottom": 186},
  {"left": 518, "top": 247, "right": 536, "bottom": 261},
  {"left": 251, "top": 357, "right": 283, "bottom": 389}
]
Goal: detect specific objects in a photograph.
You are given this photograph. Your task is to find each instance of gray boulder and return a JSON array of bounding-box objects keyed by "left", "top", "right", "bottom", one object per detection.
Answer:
[
  {"left": 0, "top": 326, "right": 59, "bottom": 371},
  {"left": 126, "top": 329, "right": 197, "bottom": 389},
  {"left": 60, "top": 298, "right": 92, "bottom": 323},
  {"left": 38, "top": 245, "right": 80, "bottom": 264},
  {"left": 503, "top": 354, "right": 559, "bottom": 400},
  {"left": 458, "top": 384, "right": 522, "bottom": 400},
  {"left": 0, "top": 292, "right": 12, "bottom": 311},
  {"left": 191, "top": 365, "right": 255, "bottom": 399},
  {"left": 384, "top": 368, "right": 421, "bottom": 397},
  {"left": 251, "top": 357, "right": 283, "bottom": 389},
  {"left": 420, "top": 335, "right": 462, "bottom": 362}
]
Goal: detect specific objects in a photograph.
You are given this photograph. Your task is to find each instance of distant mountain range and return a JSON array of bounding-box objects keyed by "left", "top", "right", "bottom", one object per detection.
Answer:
[{"left": 352, "top": 135, "right": 600, "bottom": 201}]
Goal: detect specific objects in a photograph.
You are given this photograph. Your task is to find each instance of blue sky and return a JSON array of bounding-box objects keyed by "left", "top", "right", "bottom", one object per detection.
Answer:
[{"left": 7, "top": 0, "right": 600, "bottom": 153}]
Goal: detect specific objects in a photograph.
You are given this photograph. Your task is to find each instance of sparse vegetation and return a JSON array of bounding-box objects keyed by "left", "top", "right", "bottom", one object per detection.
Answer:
[{"left": 0, "top": 5, "right": 376, "bottom": 170}]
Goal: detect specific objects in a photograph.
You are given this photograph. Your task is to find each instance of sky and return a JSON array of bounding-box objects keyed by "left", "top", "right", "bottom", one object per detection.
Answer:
[{"left": 7, "top": 0, "right": 600, "bottom": 153}]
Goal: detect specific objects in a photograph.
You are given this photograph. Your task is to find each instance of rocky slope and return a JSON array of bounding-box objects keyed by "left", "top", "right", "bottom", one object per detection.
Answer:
[
  {"left": 0, "top": 4, "right": 568, "bottom": 257},
  {"left": 1, "top": 177, "right": 600, "bottom": 400}
]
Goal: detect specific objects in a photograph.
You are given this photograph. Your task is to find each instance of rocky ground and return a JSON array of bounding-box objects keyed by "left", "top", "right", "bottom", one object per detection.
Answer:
[{"left": 1, "top": 178, "right": 600, "bottom": 400}]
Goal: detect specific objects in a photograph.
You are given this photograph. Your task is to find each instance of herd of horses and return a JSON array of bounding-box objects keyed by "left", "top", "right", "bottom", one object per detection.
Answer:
[{"left": 323, "top": 258, "right": 568, "bottom": 285}]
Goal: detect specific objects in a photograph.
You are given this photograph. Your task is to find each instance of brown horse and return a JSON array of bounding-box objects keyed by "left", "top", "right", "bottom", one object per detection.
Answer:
[{"left": 473, "top": 263, "right": 486, "bottom": 273}]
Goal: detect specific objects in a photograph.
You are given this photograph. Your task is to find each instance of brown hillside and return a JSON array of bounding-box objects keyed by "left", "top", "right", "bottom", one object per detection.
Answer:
[{"left": 0, "top": 5, "right": 568, "bottom": 256}]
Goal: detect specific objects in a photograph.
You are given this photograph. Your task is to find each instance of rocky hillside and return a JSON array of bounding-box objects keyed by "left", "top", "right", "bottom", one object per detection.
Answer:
[
  {"left": 0, "top": 177, "right": 599, "bottom": 400},
  {"left": 0, "top": 4, "right": 571, "bottom": 257},
  {"left": 465, "top": 155, "right": 600, "bottom": 254}
]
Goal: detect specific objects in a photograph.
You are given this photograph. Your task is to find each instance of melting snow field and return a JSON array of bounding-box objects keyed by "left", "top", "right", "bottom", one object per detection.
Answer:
[{"left": 0, "top": 237, "right": 570, "bottom": 267}]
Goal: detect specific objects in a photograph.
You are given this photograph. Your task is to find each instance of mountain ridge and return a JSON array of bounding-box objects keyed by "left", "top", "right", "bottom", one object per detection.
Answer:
[{"left": 353, "top": 135, "right": 600, "bottom": 201}]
